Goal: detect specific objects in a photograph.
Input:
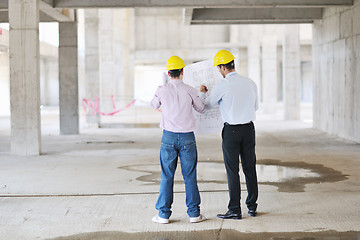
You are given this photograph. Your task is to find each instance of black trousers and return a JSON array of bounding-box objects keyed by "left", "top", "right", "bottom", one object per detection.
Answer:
[{"left": 222, "top": 122, "right": 258, "bottom": 213}]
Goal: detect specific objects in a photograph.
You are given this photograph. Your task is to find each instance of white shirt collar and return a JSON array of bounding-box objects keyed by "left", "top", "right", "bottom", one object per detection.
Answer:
[{"left": 225, "top": 71, "right": 237, "bottom": 78}]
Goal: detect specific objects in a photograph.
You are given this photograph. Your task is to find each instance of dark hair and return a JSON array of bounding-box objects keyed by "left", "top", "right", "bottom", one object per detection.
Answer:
[
  {"left": 168, "top": 69, "right": 183, "bottom": 78},
  {"left": 219, "top": 60, "right": 235, "bottom": 70}
]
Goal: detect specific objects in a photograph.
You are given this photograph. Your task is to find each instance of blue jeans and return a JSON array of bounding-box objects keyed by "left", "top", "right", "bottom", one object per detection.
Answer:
[{"left": 155, "top": 130, "right": 201, "bottom": 219}]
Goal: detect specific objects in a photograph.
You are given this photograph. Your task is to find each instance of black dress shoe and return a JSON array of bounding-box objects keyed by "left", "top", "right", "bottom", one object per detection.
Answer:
[
  {"left": 217, "top": 211, "right": 242, "bottom": 220},
  {"left": 248, "top": 210, "right": 257, "bottom": 217}
]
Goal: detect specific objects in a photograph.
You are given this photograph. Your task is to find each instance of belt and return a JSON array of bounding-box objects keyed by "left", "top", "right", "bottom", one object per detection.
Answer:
[{"left": 224, "top": 121, "right": 252, "bottom": 126}]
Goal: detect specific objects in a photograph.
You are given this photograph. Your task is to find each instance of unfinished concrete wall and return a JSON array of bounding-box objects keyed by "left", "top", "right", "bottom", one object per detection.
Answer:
[
  {"left": 313, "top": 0, "right": 360, "bottom": 142},
  {"left": 135, "top": 8, "right": 229, "bottom": 50},
  {"left": 40, "top": 58, "right": 58, "bottom": 106},
  {"left": 134, "top": 8, "right": 229, "bottom": 64}
]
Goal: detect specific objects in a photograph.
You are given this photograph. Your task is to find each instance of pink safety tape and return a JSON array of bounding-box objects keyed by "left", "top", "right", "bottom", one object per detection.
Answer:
[
  {"left": 82, "top": 96, "right": 137, "bottom": 116},
  {"left": 82, "top": 96, "right": 162, "bottom": 115},
  {"left": 101, "top": 99, "right": 137, "bottom": 116},
  {"left": 112, "top": 95, "right": 116, "bottom": 111}
]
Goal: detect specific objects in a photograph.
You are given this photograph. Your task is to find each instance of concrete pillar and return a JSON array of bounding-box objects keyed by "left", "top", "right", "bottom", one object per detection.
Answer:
[
  {"left": 0, "top": 52, "right": 10, "bottom": 116},
  {"left": 231, "top": 47, "right": 243, "bottom": 74},
  {"left": 84, "top": 9, "right": 100, "bottom": 127},
  {"left": 59, "top": 21, "right": 79, "bottom": 134},
  {"left": 247, "top": 26, "right": 261, "bottom": 98},
  {"left": 127, "top": 9, "right": 136, "bottom": 103},
  {"left": 262, "top": 35, "right": 278, "bottom": 114},
  {"left": 283, "top": 24, "right": 301, "bottom": 120},
  {"left": 76, "top": 9, "right": 86, "bottom": 117},
  {"left": 113, "top": 9, "right": 124, "bottom": 105},
  {"left": 229, "top": 26, "right": 247, "bottom": 76},
  {"left": 96, "top": 8, "right": 135, "bottom": 117},
  {"left": 9, "top": 0, "right": 41, "bottom": 155},
  {"left": 113, "top": 9, "right": 135, "bottom": 105},
  {"left": 99, "top": 9, "right": 115, "bottom": 113}
]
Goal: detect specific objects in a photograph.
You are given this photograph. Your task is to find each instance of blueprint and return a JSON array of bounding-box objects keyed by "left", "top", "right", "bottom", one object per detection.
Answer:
[{"left": 183, "top": 59, "right": 224, "bottom": 135}]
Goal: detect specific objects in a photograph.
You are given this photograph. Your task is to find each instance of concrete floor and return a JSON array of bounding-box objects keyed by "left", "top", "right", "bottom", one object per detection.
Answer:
[{"left": 0, "top": 108, "right": 360, "bottom": 240}]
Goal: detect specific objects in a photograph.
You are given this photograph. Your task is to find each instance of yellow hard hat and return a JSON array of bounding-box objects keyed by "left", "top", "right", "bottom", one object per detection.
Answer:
[
  {"left": 214, "top": 50, "right": 235, "bottom": 66},
  {"left": 166, "top": 56, "right": 185, "bottom": 71}
]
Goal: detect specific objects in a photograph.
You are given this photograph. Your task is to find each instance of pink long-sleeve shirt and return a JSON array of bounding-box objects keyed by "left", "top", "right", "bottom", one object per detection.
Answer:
[{"left": 151, "top": 79, "right": 206, "bottom": 133}]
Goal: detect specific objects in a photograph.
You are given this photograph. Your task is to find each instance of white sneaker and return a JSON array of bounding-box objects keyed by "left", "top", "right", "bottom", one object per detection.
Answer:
[
  {"left": 190, "top": 214, "right": 206, "bottom": 223},
  {"left": 152, "top": 215, "right": 170, "bottom": 224}
]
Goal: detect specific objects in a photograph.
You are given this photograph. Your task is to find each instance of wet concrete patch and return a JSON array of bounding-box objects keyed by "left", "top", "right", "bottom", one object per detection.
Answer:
[
  {"left": 119, "top": 159, "right": 348, "bottom": 193},
  {"left": 48, "top": 230, "right": 360, "bottom": 240},
  {"left": 258, "top": 159, "right": 348, "bottom": 192}
]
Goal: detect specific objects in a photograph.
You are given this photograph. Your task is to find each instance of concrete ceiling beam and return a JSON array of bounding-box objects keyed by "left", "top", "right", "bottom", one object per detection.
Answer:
[
  {"left": 191, "top": 20, "right": 315, "bottom": 24},
  {"left": 0, "top": 1, "right": 6, "bottom": 9},
  {"left": 0, "top": 0, "right": 74, "bottom": 22},
  {"left": 183, "top": 8, "right": 193, "bottom": 25},
  {"left": 39, "top": 1, "right": 75, "bottom": 22},
  {"left": 0, "top": 10, "right": 7, "bottom": 22},
  {"left": 0, "top": 10, "right": 74, "bottom": 23},
  {"left": 190, "top": 8, "right": 322, "bottom": 24},
  {"left": 52, "top": 0, "right": 353, "bottom": 8}
]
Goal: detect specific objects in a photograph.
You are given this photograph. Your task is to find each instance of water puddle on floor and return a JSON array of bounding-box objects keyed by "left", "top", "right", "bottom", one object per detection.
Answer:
[
  {"left": 48, "top": 230, "right": 360, "bottom": 240},
  {"left": 119, "top": 159, "right": 348, "bottom": 192}
]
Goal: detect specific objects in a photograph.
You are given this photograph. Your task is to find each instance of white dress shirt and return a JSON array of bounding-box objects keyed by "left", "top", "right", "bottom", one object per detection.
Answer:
[{"left": 202, "top": 72, "right": 258, "bottom": 125}]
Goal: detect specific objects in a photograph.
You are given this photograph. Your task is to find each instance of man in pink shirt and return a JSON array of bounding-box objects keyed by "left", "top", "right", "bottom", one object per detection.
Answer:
[{"left": 151, "top": 56, "right": 206, "bottom": 224}]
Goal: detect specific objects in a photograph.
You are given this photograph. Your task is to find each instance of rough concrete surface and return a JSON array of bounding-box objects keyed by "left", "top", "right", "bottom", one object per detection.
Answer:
[{"left": 0, "top": 109, "right": 360, "bottom": 240}]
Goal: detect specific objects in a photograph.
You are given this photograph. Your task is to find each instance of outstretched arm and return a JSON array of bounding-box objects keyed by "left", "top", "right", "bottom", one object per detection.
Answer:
[
  {"left": 199, "top": 83, "right": 223, "bottom": 109},
  {"left": 151, "top": 86, "right": 162, "bottom": 109}
]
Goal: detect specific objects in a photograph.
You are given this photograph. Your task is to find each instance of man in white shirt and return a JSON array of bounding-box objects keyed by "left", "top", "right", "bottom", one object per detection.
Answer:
[{"left": 200, "top": 50, "right": 259, "bottom": 219}]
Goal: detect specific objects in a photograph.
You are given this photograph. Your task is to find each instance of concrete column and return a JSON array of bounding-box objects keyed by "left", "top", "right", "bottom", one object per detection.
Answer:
[
  {"left": 84, "top": 9, "right": 100, "bottom": 127},
  {"left": 99, "top": 9, "right": 115, "bottom": 113},
  {"left": 9, "top": 0, "right": 41, "bottom": 155},
  {"left": 283, "top": 24, "right": 301, "bottom": 120},
  {"left": 229, "top": 26, "right": 247, "bottom": 76},
  {"left": 77, "top": 9, "right": 85, "bottom": 110},
  {"left": 127, "top": 9, "right": 136, "bottom": 103},
  {"left": 59, "top": 21, "right": 79, "bottom": 134},
  {"left": 113, "top": 9, "right": 135, "bottom": 105},
  {"left": 113, "top": 9, "right": 124, "bottom": 105},
  {"left": 262, "top": 35, "right": 278, "bottom": 114},
  {"left": 128, "top": 9, "right": 136, "bottom": 103},
  {"left": 228, "top": 47, "right": 239, "bottom": 72},
  {"left": 247, "top": 26, "right": 261, "bottom": 98}
]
